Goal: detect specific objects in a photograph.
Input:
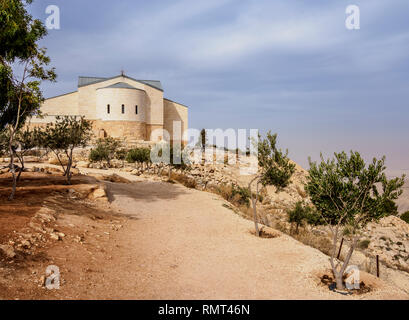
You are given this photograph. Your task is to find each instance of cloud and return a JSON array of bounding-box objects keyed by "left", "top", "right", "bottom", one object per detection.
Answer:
[{"left": 28, "top": 0, "right": 409, "bottom": 171}]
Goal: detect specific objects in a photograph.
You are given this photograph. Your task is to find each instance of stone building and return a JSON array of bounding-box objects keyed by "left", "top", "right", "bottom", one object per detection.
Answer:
[{"left": 30, "top": 73, "right": 188, "bottom": 144}]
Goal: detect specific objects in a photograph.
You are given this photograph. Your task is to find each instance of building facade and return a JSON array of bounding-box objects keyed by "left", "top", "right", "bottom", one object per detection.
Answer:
[{"left": 30, "top": 74, "right": 188, "bottom": 143}]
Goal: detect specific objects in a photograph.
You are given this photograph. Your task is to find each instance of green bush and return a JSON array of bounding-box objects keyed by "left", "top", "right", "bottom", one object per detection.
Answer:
[
  {"left": 126, "top": 148, "right": 151, "bottom": 165},
  {"left": 400, "top": 211, "right": 409, "bottom": 224},
  {"left": 216, "top": 184, "right": 254, "bottom": 208},
  {"left": 89, "top": 137, "right": 121, "bottom": 166},
  {"left": 287, "top": 201, "right": 321, "bottom": 233}
]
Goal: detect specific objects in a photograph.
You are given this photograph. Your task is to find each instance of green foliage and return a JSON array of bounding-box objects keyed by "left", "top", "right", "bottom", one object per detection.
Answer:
[
  {"left": 256, "top": 131, "right": 296, "bottom": 192},
  {"left": 306, "top": 151, "right": 405, "bottom": 230},
  {"left": 38, "top": 116, "right": 92, "bottom": 183},
  {"left": 381, "top": 199, "right": 399, "bottom": 215},
  {"left": 0, "top": 0, "right": 56, "bottom": 130},
  {"left": 217, "top": 184, "right": 253, "bottom": 208},
  {"left": 231, "top": 184, "right": 251, "bottom": 207},
  {"left": 0, "top": 0, "right": 47, "bottom": 62},
  {"left": 126, "top": 147, "right": 151, "bottom": 165},
  {"left": 0, "top": 129, "right": 8, "bottom": 156},
  {"left": 287, "top": 201, "right": 321, "bottom": 232},
  {"left": 115, "top": 148, "right": 127, "bottom": 161},
  {"left": 400, "top": 211, "right": 409, "bottom": 224},
  {"left": 89, "top": 137, "right": 121, "bottom": 166},
  {"left": 306, "top": 151, "right": 405, "bottom": 289}
]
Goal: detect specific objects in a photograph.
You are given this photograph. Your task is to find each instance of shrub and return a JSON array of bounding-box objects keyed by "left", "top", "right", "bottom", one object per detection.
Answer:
[
  {"left": 115, "top": 148, "right": 128, "bottom": 161},
  {"left": 171, "top": 172, "right": 197, "bottom": 189},
  {"left": 126, "top": 148, "right": 151, "bottom": 166},
  {"left": 216, "top": 184, "right": 253, "bottom": 208},
  {"left": 400, "top": 211, "right": 409, "bottom": 224},
  {"left": 287, "top": 201, "right": 319, "bottom": 233},
  {"left": 89, "top": 137, "right": 121, "bottom": 167},
  {"left": 358, "top": 239, "right": 371, "bottom": 249}
]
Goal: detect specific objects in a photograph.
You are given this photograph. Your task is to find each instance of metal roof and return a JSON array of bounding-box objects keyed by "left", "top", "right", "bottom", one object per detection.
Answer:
[
  {"left": 98, "top": 82, "right": 143, "bottom": 90},
  {"left": 78, "top": 77, "right": 107, "bottom": 87},
  {"left": 78, "top": 75, "right": 163, "bottom": 92}
]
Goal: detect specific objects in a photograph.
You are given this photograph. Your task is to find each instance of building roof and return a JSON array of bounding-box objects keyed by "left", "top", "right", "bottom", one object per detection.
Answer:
[
  {"left": 98, "top": 82, "right": 145, "bottom": 91},
  {"left": 78, "top": 75, "right": 163, "bottom": 91}
]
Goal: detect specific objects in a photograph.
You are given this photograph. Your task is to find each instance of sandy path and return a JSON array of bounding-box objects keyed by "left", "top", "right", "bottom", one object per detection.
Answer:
[
  {"left": 97, "top": 180, "right": 406, "bottom": 300},
  {"left": 20, "top": 163, "right": 408, "bottom": 299}
]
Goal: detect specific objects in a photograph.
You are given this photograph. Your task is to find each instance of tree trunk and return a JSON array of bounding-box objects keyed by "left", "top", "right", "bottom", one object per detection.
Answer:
[
  {"left": 248, "top": 176, "right": 260, "bottom": 237},
  {"left": 8, "top": 128, "right": 17, "bottom": 201},
  {"left": 168, "top": 165, "right": 172, "bottom": 180},
  {"left": 16, "top": 154, "right": 24, "bottom": 182},
  {"left": 66, "top": 149, "right": 73, "bottom": 185}
]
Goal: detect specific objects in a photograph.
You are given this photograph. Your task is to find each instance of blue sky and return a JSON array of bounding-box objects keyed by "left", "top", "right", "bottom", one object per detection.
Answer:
[{"left": 29, "top": 0, "right": 409, "bottom": 174}]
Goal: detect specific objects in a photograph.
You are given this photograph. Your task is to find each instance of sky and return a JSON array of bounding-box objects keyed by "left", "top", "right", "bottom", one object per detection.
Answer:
[{"left": 28, "top": 0, "right": 409, "bottom": 175}]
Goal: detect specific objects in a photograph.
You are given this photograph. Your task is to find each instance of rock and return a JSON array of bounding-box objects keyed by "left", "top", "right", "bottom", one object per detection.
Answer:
[
  {"left": 70, "top": 168, "right": 80, "bottom": 175},
  {"left": 50, "top": 233, "right": 60, "bottom": 241},
  {"left": 0, "top": 244, "right": 16, "bottom": 259},
  {"left": 20, "top": 240, "right": 31, "bottom": 248},
  {"left": 23, "top": 156, "right": 40, "bottom": 163},
  {"left": 76, "top": 161, "right": 90, "bottom": 168},
  {"left": 88, "top": 186, "right": 108, "bottom": 202},
  {"left": 28, "top": 222, "right": 45, "bottom": 233}
]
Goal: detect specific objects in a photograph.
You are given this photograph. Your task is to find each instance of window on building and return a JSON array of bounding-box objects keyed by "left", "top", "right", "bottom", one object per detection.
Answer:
[
  {"left": 122, "top": 104, "right": 125, "bottom": 114},
  {"left": 135, "top": 105, "right": 138, "bottom": 114},
  {"left": 107, "top": 104, "right": 110, "bottom": 114}
]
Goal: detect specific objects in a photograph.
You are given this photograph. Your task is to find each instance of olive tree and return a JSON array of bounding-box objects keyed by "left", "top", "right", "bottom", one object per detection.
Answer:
[
  {"left": 39, "top": 116, "right": 92, "bottom": 184},
  {"left": 305, "top": 151, "right": 405, "bottom": 290},
  {"left": 14, "top": 127, "right": 39, "bottom": 181},
  {"left": 249, "top": 131, "right": 295, "bottom": 236}
]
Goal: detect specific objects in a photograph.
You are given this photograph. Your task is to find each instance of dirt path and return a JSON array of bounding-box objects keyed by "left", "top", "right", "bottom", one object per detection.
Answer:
[
  {"left": 5, "top": 164, "right": 406, "bottom": 299},
  {"left": 93, "top": 180, "right": 406, "bottom": 300}
]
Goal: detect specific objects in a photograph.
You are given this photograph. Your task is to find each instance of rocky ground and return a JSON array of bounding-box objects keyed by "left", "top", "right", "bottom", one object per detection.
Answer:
[
  {"left": 0, "top": 152, "right": 408, "bottom": 299},
  {"left": 0, "top": 168, "right": 407, "bottom": 299}
]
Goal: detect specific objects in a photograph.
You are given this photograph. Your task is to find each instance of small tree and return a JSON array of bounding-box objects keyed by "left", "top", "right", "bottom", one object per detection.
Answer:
[
  {"left": 115, "top": 148, "right": 127, "bottom": 167},
  {"left": 89, "top": 137, "right": 121, "bottom": 167},
  {"left": 249, "top": 131, "right": 295, "bottom": 236},
  {"left": 305, "top": 151, "right": 405, "bottom": 290},
  {"left": 287, "top": 201, "right": 317, "bottom": 234},
  {"left": 39, "top": 116, "right": 92, "bottom": 184},
  {"left": 1, "top": 0, "right": 57, "bottom": 199},
  {"left": 14, "top": 127, "right": 39, "bottom": 181}
]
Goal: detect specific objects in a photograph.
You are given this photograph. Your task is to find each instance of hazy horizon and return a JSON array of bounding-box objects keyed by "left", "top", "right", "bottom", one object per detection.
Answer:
[{"left": 29, "top": 0, "right": 409, "bottom": 175}]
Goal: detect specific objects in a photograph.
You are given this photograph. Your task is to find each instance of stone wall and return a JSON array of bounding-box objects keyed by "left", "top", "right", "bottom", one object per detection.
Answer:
[
  {"left": 163, "top": 99, "right": 188, "bottom": 142},
  {"left": 40, "top": 91, "right": 79, "bottom": 116},
  {"left": 96, "top": 87, "right": 147, "bottom": 122},
  {"left": 93, "top": 120, "right": 146, "bottom": 140}
]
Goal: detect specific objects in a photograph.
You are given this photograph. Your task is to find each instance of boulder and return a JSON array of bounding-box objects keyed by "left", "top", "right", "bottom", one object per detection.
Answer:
[
  {"left": 88, "top": 185, "right": 108, "bottom": 202},
  {"left": 0, "top": 244, "right": 16, "bottom": 259}
]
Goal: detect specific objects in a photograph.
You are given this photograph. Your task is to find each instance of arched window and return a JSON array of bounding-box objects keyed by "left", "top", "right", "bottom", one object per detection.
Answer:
[
  {"left": 135, "top": 105, "right": 138, "bottom": 114},
  {"left": 122, "top": 104, "right": 125, "bottom": 114},
  {"left": 107, "top": 104, "right": 110, "bottom": 114}
]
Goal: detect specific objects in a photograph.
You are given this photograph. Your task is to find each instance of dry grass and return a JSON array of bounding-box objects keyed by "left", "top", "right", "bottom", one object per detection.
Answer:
[{"left": 170, "top": 172, "right": 197, "bottom": 189}]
